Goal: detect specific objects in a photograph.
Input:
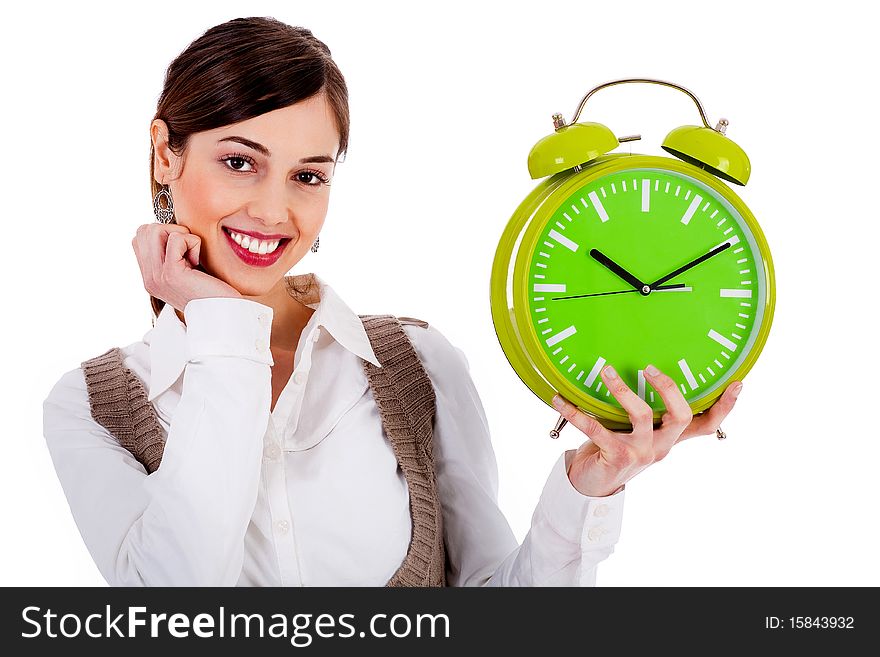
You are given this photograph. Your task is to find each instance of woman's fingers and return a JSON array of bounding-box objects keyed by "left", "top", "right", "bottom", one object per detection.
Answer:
[
  {"left": 599, "top": 365, "right": 655, "bottom": 435},
  {"left": 165, "top": 231, "right": 201, "bottom": 271},
  {"left": 132, "top": 221, "right": 241, "bottom": 312},
  {"left": 551, "top": 395, "right": 617, "bottom": 452},
  {"left": 678, "top": 381, "right": 742, "bottom": 442},
  {"left": 132, "top": 223, "right": 192, "bottom": 296},
  {"left": 132, "top": 225, "right": 164, "bottom": 293},
  {"left": 188, "top": 236, "right": 201, "bottom": 268},
  {"left": 133, "top": 223, "right": 189, "bottom": 270},
  {"left": 643, "top": 365, "right": 693, "bottom": 450},
  {"left": 555, "top": 391, "right": 654, "bottom": 478}
]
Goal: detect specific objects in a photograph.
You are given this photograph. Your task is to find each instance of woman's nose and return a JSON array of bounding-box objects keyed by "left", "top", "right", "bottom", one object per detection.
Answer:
[{"left": 248, "top": 178, "right": 291, "bottom": 226}]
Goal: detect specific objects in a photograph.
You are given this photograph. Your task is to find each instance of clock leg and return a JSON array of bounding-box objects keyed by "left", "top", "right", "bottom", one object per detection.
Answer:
[{"left": 549, "top": 415, "right": 568, "bottom": 439}]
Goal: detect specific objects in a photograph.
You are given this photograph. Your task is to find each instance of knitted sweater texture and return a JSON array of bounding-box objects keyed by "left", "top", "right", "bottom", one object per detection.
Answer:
[{"left": 80, "top": 311, "right": 447, "bottom": 587}]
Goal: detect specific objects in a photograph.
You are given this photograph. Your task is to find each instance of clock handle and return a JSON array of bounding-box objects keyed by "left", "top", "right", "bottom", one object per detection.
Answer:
[
  {"left": 566, "top": 78, "right": 721, "bottom": 132},
  {"left": 549, "top": 415, "right": 568, "bottom": 439}
]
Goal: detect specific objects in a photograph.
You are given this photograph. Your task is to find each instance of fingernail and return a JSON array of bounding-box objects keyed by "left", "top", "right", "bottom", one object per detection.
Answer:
[
  {"left": 552, "top": 394, "right": 565, "bottom": 409},
  {"left": 732, "top": 383, "right": 743, "bottom": 398},
  {"left": 645, "top": 364, "right": 660, "bottom": 376},
  {"left": 603, "top": 365, "right": 617, "bottom": 379}
]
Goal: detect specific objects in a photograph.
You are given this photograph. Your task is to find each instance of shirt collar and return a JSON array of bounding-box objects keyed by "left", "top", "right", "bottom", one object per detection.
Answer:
[{"left": 144, "top": 272, "right": 381, "bottom": 402}]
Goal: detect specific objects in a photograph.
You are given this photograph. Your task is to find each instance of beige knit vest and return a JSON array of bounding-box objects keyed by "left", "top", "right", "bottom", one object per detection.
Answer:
[{"left": 80, "top": 313, "right": 447, "bottom": 587}]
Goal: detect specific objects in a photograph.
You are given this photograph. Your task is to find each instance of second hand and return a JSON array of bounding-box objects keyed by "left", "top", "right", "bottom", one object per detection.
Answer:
[{"left": 551, "top": 284, "right": 687, "bottom": 301}]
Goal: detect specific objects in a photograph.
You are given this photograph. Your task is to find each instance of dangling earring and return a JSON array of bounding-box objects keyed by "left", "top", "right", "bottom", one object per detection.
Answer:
[
  {"left": 311, "top": 235, "right": 320, "bottom": 253},
  {"left": 153, "top": 184, "right": 176, "bottom": 224}
]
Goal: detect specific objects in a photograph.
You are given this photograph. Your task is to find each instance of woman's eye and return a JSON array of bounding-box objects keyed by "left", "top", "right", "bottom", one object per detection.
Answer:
[
  {"left": 220, "top": 155, "right": 255, "bottom": 172},
  {"left": 297, "top": 171, "right": 330, "bottom": 186}
]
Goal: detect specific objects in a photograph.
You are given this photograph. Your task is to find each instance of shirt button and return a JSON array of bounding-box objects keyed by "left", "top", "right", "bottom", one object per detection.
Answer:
[
  {"left": 264, "top": 444, "right": 281, "bottom": 461},
  {"left": 275, "top": 520, "right": 290, "bottom": 535},
  {"left": 293, "top": 371, "right": 306, "bottom": 385},
  {"left": 257, "top": 313, "right": 270, "bottom": 328},
  {"left": 255, "top": 338, "right": 268, "bottom": 353},
  {"left": 587, "top": 526, "right": 607, "bottom": 542},
  {"left": 594, "top": 504, "right": 610, "bottom": 518}
]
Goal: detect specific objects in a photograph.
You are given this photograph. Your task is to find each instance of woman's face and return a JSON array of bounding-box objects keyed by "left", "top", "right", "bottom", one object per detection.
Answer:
[{"left": 151, "top": 93, "right": 339, "bottom": 297}]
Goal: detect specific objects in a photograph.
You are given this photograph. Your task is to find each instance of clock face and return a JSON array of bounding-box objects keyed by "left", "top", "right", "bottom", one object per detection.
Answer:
[{"left": 519, "top": 166, "right": 769, "bottom": 413}]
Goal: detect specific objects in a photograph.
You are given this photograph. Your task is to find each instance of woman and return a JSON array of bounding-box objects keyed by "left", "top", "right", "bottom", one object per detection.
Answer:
[{"left": 42, "top": 16, "right": 743, "bottom": 586}]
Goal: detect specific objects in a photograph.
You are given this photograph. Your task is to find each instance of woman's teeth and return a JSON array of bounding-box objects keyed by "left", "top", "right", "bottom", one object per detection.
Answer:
[{"left": 226, "top": 229, "right": 281, "bottom": 255}]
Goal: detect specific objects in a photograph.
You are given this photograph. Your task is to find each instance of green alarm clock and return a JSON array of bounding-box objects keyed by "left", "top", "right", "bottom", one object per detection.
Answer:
[{"left": 490, "top": 78, "right": 775, "bottom": 434}]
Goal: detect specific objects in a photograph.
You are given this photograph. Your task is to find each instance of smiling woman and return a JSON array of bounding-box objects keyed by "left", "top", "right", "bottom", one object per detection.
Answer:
[
  {"left": 146, "top": 17, "right": 348, "bottom": 320},
  {"left": 40, "top": 15, "right": 740, "bottom": 588},
  {"left": 151, "top": 97, "right": 337, "bottom": 301}
]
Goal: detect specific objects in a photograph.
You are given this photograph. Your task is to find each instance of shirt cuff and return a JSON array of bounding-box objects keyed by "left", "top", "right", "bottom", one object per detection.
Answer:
[
  {"left": 184, "top": 297, "right": 275, "bottom": 366},
  {"left": 538, "top": 450, "right": 625, "bottom": 548}
]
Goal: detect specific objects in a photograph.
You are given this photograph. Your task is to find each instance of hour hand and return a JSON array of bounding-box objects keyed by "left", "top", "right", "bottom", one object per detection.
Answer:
[{"left": 589, "top": 249, "right": 648, "bottom": 293}]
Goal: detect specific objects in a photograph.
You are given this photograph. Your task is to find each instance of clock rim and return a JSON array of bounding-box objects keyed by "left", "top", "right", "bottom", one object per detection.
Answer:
[
  {"left": 493, "top": 154, "right": 776, "bottom": 428},
  {"left": 491, "top": 171, "right": 590, "bottom": 420}
]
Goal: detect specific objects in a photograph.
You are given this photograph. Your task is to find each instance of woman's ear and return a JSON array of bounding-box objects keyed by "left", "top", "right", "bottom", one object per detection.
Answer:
[{"left": 151, "top": 119, "right": 175, "bottom": 184}]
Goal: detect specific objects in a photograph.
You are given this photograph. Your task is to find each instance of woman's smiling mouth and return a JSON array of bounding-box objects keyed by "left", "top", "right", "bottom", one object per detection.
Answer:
[{"left": 223, "top": 227, "right": 292, "bottom": 267}]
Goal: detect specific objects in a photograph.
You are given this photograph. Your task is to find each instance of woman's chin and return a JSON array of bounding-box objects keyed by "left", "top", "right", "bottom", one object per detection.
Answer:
[
  {"left": 225, "top": 275, "right": 281, "bottom": 298},
  {"left": 212, "top": 252, "right": 296, "bottom": 292},
  {"left": 202, "top": 260, "right": 275, "bottom": 296}
]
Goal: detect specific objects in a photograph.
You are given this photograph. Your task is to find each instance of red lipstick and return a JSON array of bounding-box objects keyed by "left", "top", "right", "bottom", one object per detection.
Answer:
[{"left": 223, "top": 228, "right": 290, "bottom": 268}]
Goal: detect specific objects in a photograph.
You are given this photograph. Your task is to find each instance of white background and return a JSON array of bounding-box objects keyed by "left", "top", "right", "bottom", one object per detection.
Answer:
[{"left": 2, "top": 0, "right": 877, "bottom": 586}]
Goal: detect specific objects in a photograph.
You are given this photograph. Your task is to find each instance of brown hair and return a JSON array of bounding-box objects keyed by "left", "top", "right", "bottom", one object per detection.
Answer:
[{"left": 147, "top": 16, "right": 349, "bottom": 318}]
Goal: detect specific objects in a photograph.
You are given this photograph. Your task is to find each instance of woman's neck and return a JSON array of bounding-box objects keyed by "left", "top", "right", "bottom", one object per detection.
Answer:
[{"left": 174, "top": 277, "right": 316, "bottom": 351}]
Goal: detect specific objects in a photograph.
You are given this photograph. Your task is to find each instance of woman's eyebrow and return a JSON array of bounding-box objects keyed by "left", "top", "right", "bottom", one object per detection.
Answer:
[{"left": 217, "top": 136, "right": 334, "bottom": 163}]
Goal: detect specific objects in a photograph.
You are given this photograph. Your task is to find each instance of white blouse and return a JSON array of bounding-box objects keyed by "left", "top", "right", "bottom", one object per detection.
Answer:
[{"left": 42, "top": 273, "right": 625, "bottom": 586}]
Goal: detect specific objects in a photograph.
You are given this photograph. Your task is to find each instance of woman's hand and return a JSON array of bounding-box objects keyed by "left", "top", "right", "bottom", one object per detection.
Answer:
[
  {"left": 553, "top": 364, "right": 743, "bottom": 498},
  {"left": 132, "top": 223, "right": 242, "bottom": 313}
]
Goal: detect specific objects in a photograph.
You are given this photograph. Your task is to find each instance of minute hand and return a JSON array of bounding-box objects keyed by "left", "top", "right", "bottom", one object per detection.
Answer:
[{"left": 648, "top": 242, "right": 732, "bottom": 288}]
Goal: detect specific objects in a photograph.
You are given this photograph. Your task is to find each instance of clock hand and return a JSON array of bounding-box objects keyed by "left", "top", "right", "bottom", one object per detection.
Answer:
[
  {"left": 648, "top": 242, "right": 732, "bottom": 288},
  {"left": 551, "top": 283, "right": 686, "bottom": 301},
  {"left": 589, "top": 249, "right": 649, "bottom": 294}
]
